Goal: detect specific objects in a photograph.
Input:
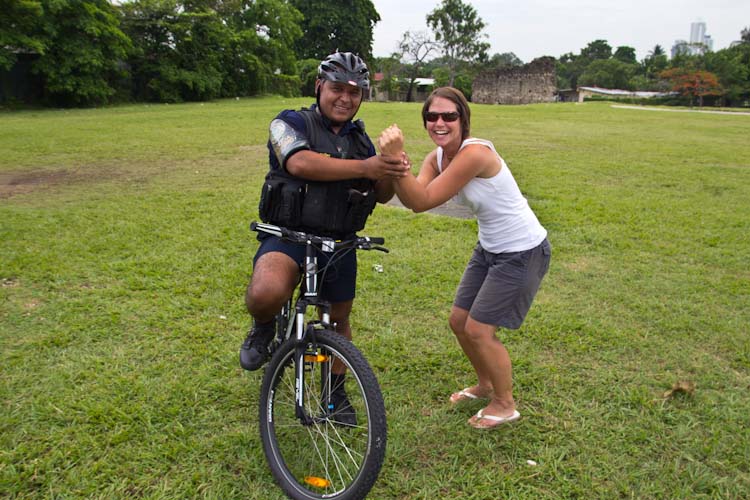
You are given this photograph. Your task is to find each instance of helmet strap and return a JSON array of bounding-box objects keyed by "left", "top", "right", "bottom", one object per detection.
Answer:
[{"left": 315, "top": 79, "right": 322, "bottom": 106}]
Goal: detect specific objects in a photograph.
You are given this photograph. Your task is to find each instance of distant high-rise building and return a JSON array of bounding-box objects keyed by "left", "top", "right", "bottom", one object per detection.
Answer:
[
  {"left": 672, "top": 21, "right": 713, "bottom": 57},
  {"left": 703, "top": 35, "right": 714, "bottom": 51},
  {"left": 690, "top": 21, "right": 706, "bottom": 44}
]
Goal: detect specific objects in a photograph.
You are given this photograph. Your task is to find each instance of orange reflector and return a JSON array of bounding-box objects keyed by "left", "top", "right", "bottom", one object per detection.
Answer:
[
  {"left": 304, "top": 354, "right": 329, "bottom": 363},
  {"left": 304, "top": 476, "right": 331, "bottom": 488}
]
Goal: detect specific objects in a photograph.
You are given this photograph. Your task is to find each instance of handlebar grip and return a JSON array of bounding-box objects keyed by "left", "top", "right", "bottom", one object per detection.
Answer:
[
  {"left": 368, "top": 237, "right": 385, "bottom": 245},
  {"left": 250, "top": 221, "right": 286, "bottom": 239}
]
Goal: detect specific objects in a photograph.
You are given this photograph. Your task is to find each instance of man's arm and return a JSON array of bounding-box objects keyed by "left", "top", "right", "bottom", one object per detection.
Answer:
[
  {"left": 374, "top": 178, "right": 397, "bottom": 203},
  {"left": 286, "top": 150, "right": 406, "bottom": 182}
]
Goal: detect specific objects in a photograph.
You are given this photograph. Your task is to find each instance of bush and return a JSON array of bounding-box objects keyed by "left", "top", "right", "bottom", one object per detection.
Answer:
[{"left": 271, "top": 74, "right": 302, "bottom": 98}]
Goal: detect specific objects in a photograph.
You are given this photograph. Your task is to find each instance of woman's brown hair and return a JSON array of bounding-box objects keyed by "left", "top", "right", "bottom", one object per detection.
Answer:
[{"left": 421, "top": 87, "right": 471, "bottom": 141}]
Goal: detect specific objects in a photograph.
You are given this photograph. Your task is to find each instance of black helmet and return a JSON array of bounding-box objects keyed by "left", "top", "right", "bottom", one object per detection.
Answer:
[{"left": 318, "top": 52, "right": 370, "bottom": 91}]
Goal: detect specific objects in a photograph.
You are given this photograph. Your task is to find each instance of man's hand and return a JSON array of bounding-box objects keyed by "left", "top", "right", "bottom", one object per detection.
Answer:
[
  {"left": 377, "top": 124, "right": 404, "bottom": 157},
  {"left": 362, "top": 154, "right": 409, "bottom": 181}
]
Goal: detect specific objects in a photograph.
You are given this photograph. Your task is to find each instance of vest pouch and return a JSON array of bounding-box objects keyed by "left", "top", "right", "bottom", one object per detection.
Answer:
[
  {"left": 258, "top": 179, "right": 276, "bottom": 223},
  {"left": 344, "top": 187, "right": 377, "bottom": 233},
  {"left": 259, "top": 176, "right": 304, "bottom": 227}
]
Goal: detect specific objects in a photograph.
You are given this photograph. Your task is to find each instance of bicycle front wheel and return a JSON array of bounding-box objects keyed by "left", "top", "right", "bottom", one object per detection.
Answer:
[{"left": 259, "top": 329, "right": 386, "bottom": 500}]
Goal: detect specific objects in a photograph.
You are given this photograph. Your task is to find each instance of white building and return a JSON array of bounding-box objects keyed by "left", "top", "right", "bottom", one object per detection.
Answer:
[
  {"left": 690, "top": 21, "right": 706, "bottom": 45},
  {"left": 672, "top": 21, "right": 714, "bottom": 57}
]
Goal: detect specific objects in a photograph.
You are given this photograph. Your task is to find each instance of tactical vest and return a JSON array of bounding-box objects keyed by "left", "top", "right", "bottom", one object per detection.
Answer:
[{"left": 258, "top": 108, "right": 378, "bottom": 238}]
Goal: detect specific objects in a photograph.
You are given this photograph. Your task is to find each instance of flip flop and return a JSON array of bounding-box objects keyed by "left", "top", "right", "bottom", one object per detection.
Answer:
[
  {"left": 468, "top": 409, "right": 521, "bottom": 429},
  {"left": 449, "top": 388, "right": 490, "bottom": 405}
]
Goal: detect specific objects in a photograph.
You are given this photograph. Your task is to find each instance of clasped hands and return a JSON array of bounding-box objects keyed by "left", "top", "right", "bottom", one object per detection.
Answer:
[
  {"left": 360, "top": 123, "right": 409, "bottom": 180},
  {"left": 377, "top": 124, "right": 410, "bottom": 169}
]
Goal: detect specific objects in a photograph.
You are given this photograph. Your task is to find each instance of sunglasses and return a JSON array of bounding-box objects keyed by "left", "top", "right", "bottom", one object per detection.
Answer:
[{"left": 425, "top": 111, "right": 460, "bottom": 123}]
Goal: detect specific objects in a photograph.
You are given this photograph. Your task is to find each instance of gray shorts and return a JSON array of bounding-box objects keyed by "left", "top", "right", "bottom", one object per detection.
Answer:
[{"left": 454, "top": 239, "right": 551, "bottom": 329}]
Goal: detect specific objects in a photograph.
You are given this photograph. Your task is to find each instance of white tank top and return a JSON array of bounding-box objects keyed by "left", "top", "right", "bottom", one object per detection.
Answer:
[{"left": 437, "top": 138, "right": 547, "bottom": 253}]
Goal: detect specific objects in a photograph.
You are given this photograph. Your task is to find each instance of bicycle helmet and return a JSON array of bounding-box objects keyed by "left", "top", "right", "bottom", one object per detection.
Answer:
[{"left": 318, "top": 52, "right": 370, "bottom": 91}]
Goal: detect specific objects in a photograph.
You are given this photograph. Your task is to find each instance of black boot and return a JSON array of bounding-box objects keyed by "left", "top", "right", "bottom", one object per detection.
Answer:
[
  {"left": 324, "top": 373, "right": 357, "bottom": 427},
  {"left": 239, "top": 321, "right": 275, "bottom": 371}
]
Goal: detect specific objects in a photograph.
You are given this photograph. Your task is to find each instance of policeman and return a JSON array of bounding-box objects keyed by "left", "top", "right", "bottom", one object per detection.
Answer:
[{"left": 239, "top": 52, "right": 407, "bottom": 422}]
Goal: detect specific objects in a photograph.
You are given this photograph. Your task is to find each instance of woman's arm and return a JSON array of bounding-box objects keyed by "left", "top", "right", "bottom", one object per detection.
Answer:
[
  {"left": 377, "top": 124, "right": 495, "bottom": 212},
  {"left": 395, "top": 146, "right": 491, "bottom": 212}
]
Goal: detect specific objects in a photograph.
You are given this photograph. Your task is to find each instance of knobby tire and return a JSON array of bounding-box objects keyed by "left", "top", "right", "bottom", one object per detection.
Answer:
[{"left": 259, "top": 330, "right": 386, "bottom": 500}]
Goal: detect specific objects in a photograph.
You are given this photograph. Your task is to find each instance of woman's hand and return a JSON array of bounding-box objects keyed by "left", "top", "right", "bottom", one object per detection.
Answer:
[{"left": 377, "top": 124, "right": 404, "bottom": 157}]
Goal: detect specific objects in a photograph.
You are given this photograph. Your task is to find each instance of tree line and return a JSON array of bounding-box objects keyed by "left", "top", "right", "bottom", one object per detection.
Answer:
[
  {"left": 0, "top": 0, "right": 379, "bottom": 106},
  {"left": 380, "top": 24, "right": 750, "bottom": 108},
  {"left": 1, "top": 0, "right": 749, "bottom": 107},
  {"left": 554, "top": 35, "right": 750, "bottom": 107}
]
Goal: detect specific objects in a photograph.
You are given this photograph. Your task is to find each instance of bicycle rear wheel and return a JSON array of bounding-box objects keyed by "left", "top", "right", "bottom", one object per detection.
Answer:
[{"left": 259, "top": 329, "right": 386, "bottom": 500}]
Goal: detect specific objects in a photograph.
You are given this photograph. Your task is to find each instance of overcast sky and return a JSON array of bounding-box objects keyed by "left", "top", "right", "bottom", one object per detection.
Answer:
[{"left": 370, "top": 0, "right": 750, "bottom": 63}]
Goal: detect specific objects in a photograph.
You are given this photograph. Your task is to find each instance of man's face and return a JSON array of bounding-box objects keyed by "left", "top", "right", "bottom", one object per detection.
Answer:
[{"left": 317, "top": 80, "right": 363, "bottom": 124}]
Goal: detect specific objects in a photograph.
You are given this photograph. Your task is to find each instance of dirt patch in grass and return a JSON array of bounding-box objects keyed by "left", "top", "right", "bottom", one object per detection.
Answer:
[{"left": 0, "top": 168, "right": 123, "bottom": 199}]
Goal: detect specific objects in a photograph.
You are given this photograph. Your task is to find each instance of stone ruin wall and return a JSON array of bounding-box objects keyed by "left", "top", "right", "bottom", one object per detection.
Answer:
[{"left": 472, "top": 57, "right": 556, "bottom": 105}]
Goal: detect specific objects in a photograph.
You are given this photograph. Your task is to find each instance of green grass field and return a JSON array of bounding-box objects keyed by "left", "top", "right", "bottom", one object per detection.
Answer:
[{"left": 2, "top": 98, "right": 749, "bottom": 499}]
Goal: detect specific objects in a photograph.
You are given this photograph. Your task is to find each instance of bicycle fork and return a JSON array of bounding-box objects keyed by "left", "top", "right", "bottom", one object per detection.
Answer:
[
  {"left": 294, "top": 305, "right": 310, "bottom": 425},
  {"left": 293, "top": 248, "right": 334, "bottom": 426}
]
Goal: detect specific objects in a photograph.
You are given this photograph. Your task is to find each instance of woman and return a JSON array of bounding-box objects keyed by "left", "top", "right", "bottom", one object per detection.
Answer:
[{"left": 378, "top": 87, "right": 550, "bottom": 430}]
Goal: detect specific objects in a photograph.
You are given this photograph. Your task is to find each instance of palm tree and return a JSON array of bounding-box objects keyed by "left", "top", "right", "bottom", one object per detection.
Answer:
[{"left": 649, "top": 44, "right": 665, "bottom": 57}]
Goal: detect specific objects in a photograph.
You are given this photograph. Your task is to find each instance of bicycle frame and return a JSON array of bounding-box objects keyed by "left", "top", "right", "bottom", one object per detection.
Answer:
[
  {"left": 252, "top": 221, "right": 389, "bottom": 500},
  {"left": 252, "top": 221, "right": 385, "bottom": 426}
]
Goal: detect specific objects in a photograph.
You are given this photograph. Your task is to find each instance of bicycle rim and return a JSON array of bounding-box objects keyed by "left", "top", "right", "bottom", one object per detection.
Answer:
[{"left": 259, "top": 330, "right": 386, "bottom": 500}]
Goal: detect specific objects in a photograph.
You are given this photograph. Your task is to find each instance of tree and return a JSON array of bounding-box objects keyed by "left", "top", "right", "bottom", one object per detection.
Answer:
[
  {"left": 426, "top": 0, "right": 489, "bottom": 87},
  {"left": 649, "top": 44, "right": 665, "bottom": 57},
  {"left": 0, "top": 0, "right": 44, "bottom": 70},
  {"left": 169, "top": 7, "right": 228, "bottom": 101},
  {"left": 222, "top": 0, "right": 303, "bottom": 97},
  {"left": 613, "top": 46, "right": 636, "bottom": 64},
  {"left": 579, "top": 59, "right": 636, "bottom": 89},
  {"left": 298, "top": 58, "right": 321, "bottom": 97},
  {"left": 555, "top": 41, "right": 613, "bottom": 90},
  {"left": 120, "top": 0, "right": 229, "bottom": 102},
  {"left": 121, "top": 0, "right": 303, "bottom": 102},
  {"left": 488, "top": 52, "right": 523, "bottom": 69},
  {"left": 398, "top": 30, "right": 438, "bottom": 101},
  {"left": 291, "top": 0, "right": 379, "bottom": 62},
  {"left": 34, "top": 0, "right": 132, "bottom": 106},
  {"left": 660, "top": 68, "right": 723, "bottom": 106},
  {"left": 119, "top": 0, "right": 181, "bottom": 102},
  {"left": 642, "top": 45, "right": 669, "bottom": 82},
  {"left": 704, "top": 44, "right": 750, "bottom": 106},
  {"left": 556, "top": 51, "right": 588, "bottom": 89},
  {"left": 371, "top": 54, "right": 401, "bottom": 101},
  {"left": 431, "top": 65, "right": 471, "bottom": 99},
  {"left": 581, "top": 39, "right": 612, "bottom": 61}
]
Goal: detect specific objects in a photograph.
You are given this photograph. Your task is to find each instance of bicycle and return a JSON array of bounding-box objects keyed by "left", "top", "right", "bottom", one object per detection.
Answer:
[{"left": 250, "top": 221, "right": 388, "bottom": 500}]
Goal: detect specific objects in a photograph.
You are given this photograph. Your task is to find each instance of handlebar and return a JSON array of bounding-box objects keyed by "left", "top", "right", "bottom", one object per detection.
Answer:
[{"left": 251, "top": 222, "right": 388, "bottom": 253}]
